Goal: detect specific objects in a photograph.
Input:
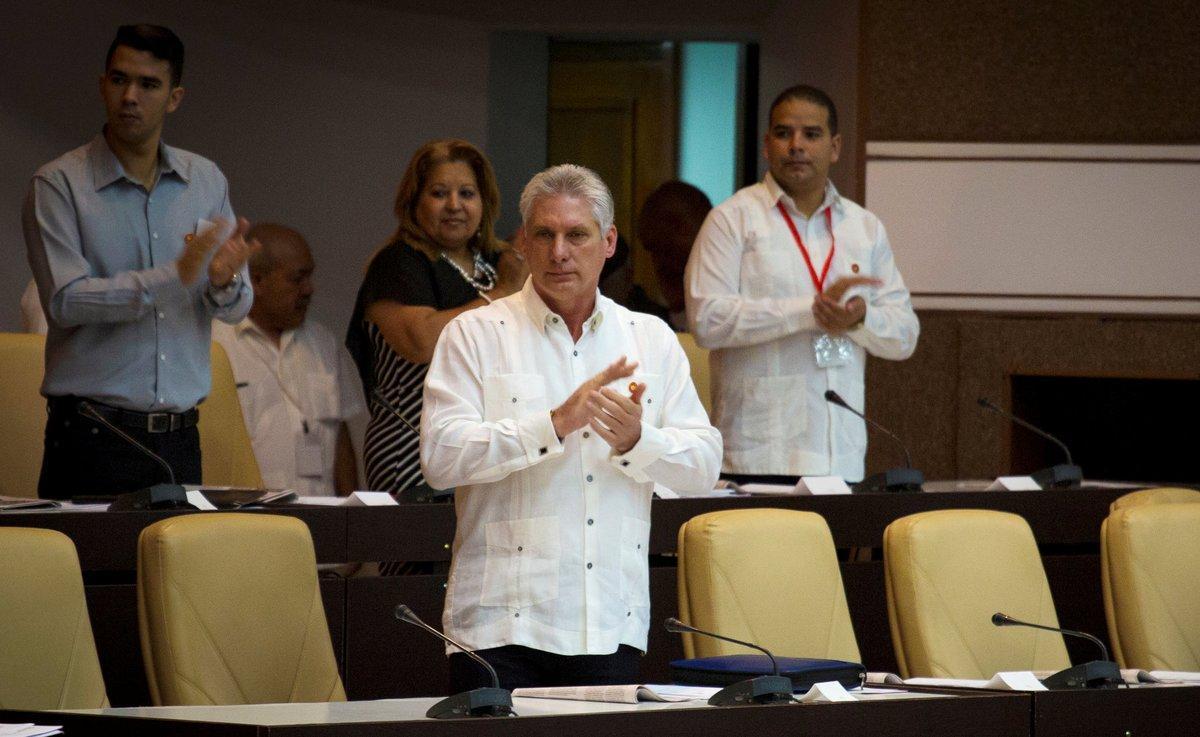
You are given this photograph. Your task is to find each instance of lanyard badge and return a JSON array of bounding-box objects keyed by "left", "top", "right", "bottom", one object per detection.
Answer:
[{"left": 776, "top": 202, "right": 853, "bottom": 368}]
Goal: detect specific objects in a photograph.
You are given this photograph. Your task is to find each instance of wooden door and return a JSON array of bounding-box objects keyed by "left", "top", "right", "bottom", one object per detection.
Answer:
[{"left": 548, "top": 42, "right": 677, "bottom": 294}]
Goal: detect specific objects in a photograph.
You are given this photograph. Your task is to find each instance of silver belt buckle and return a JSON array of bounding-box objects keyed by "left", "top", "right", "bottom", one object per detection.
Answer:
[{"left": 147, "top": 413, "right": 171, "bottom": 433}]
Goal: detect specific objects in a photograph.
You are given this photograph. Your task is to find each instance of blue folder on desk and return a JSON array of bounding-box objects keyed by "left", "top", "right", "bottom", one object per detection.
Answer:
[{"left": 671, "top": 655, "right": 866, "bottom": 692}]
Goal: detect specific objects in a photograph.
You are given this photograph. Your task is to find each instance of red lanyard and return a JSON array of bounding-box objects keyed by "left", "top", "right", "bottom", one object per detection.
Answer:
[{"left": 776, "top": 202, "right": 834, "bottom": 293}]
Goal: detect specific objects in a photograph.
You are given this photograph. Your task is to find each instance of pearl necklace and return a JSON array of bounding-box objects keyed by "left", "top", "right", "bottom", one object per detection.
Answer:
[{"left": 439, "top": 251, "right": 497, "bottom": 292}]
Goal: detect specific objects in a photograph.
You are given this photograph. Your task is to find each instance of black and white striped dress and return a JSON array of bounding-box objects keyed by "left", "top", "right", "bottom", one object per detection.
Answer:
[
  {"left": 346, "top": 240, "right": 487, "bottom": 493},
  {"left": 362, "top": 322, "right": 428, "bottom": 491}
]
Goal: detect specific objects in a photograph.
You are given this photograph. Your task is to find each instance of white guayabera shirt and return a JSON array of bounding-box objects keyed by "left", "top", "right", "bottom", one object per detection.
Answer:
[
  {"left": 685, "top": 175, "right": 919, "bottom": 481},
  {"left": 421, "top": 280, "right": 721, "bottom": 656}
]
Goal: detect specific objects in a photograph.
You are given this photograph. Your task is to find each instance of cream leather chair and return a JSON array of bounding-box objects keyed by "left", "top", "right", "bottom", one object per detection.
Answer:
[
  {"left": 1101, "top": 503, "right": 1200, "bottom": 670},
  {"left": 0, "top": 333, "right": 48, "bottom": 498},
  {"left": 884, "top": 509, "right": 1070, "bottom": 679},
  {"left": 677, "top": 508, "right": 860, "bottom": 661},
  {"left": 137, "top": 514, "right": 346, "bottom": 705},
  {"left": 199, "top": 341, "right": 263, "bottom": 488},
  {"left": 0, "top": 334, "right": 259, "bottom": 495},
  {"left": 0, "top": 528, "right": 108, "bottom": 709},
  {"left": 1108, "top": 486, "right": 1200, "bottom": 513},
  {"left": 677, "top": 332, "right": 712, "bottom": 416}
]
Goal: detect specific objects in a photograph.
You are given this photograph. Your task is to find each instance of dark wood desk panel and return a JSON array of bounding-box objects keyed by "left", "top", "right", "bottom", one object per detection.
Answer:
[
  {"left": 1, "top": 691, "right": 1031, "bottom": 737},
  {"left": 345, "top": 574, "right": 449, "bottom": 699},
  {"left": 346, "top": 505, "right": 455, "bottom": 563},
  {"left": 0, "top": 506, "right": 348, "bottom": 571},
  {"left": 87, "top": 579, "right": 346, "bottom": 707},
  {"left": 648, "top": 487, "right": 1131, "bottom": 552},
  {"left": 1031, "top": 685, "right": 1200, "bottom": 737}
]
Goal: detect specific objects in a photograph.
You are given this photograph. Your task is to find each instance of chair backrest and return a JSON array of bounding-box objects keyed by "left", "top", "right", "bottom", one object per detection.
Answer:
[
  {"left": 1108, "top": 486, "right": 1200, "bottom": 513},
  {"left": 0, "top": 335, "right": 260, "bottom": 495},
  {"left": 137, "top": 513, "right": 346, "bottom": 705},
  {"left": 199, "top": 342, "right": 263, "bottom": 488},
  {"left": 0, "top": 333, "right": 48, "bottom": 498},
  {"left": 0, "top": 528, "right": 108, "bottom": 709},
  {"left": 884, "top": 509, "right": 1070, "bottom": 679},
  {"left": 677, "top": 508, "right": 860, "bottom": 661},
  {"left": 676, "top": 332, "right": 712, "bottom": 416},
  {"left": 1101, "top": 503, "right": 1200, "bottom": 670}
]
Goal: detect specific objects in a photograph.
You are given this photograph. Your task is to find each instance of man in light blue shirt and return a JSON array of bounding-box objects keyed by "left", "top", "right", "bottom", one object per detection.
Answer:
[{"left": 23, "top": 24, "right": 257, "bottom": 499}]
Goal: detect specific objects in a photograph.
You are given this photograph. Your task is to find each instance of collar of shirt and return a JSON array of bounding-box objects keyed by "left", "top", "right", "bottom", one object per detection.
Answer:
[
  {"left": 518, "top": 279, "right": 607, "bottom": 335},
  {"left": 88, "top": 131, "right": 190, "bottom": 191},
  {"left": 234, "top": 317, "right": 299, "bottom": 354},
  {"left": 762, "top": 171, "right": 842, "bottom": 220}
]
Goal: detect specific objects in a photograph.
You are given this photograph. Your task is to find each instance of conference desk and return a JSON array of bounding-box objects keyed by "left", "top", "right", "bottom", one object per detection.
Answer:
[
  {"left": 0, "top": 484, "right": 1138, "bottom": 705},
  {"left": 4, "top": 684, "right": 1198, "bottom": 737},
  {"left": 0, "top": 689, "right": 1032, "bottom": 737}
]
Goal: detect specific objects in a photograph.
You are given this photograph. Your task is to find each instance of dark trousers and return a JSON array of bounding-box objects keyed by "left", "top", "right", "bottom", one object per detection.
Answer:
[
  {"left": 448, "top": 644, "right": 642, "bottom": 692},
  {"left": 38, "top": 398, "right": 202, "bottom": 500}
]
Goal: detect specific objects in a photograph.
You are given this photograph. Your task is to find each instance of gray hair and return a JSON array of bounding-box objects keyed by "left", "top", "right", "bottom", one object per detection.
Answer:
[{"left": 519, "top": 164, "right": 614, "bottom": 234}]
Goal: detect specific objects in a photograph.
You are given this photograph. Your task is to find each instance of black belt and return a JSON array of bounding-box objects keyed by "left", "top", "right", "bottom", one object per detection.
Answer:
[{"left": 50, "top": 397, "right": 199, "bottom": 434}]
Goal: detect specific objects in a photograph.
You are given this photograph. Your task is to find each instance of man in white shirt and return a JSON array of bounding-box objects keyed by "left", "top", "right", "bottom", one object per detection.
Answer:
[
  {"left": 421, "top": 164, "right": 721, "bottom": 690},
  {"left": 213, "top": 223, "right": 364, "bottom": 495},
  {"left": 685, "top": 85, "right": 919, "bottom": 483}
]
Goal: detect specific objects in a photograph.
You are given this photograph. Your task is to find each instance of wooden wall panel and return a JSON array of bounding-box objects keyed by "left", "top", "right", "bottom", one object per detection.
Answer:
[
  {"left": 864, "top": 0, "right": 1200, "bottom": 143},
  {"left": 866, "top": 310, "right": 1200, "bottom": 482}
]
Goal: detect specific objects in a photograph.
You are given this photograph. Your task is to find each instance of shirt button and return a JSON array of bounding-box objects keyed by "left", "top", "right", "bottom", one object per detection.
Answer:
[
  {"left": 587, "top": 518, "right": 594, "bottom": 525},
  {"left": 647, "top": 398, "right": 652, "bottom": 404},
  {"left": 157, "top": 312, "right": 165, "bottom": 319},
  {"left": 160, "top": 354, "right": 166, "bottom": 361},
  {"left": 573, "top": 350, "right": 578, "bottom": 357},
  {"left": 621, "top": 460, "right": 630, "bottom": 467},
  {"left": 586, "top": 474, "right": 593, "bottom": 482},
  {"left": 511, "top": 397, "right": 517, "bottom": 403},
  {"left": 583, "top": 431, "right": 590, "bottom": 439},
  {"left": 517, "top": 546, "right": 523, "bottom": 552},
  {"left": 152, "top": 232, "right": 159, "bottom": 239},
  {"left": 586, "top": 562, "right": 593, "bottom": 570},
  {"left": 514, "top": 612, "right": 520, "bottom": 618},
  {"left": 539, "top": 447, "right": 548, "bottom": 455},
  {"left": 552, "top": 317, "right": 559, "bottom": 323}
]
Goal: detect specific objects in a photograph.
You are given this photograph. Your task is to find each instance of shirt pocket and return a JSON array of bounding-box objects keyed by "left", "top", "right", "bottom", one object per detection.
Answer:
[
  {"left": 305, "top": 369, "right": 342, "bottom": 422},
  {"left": 630, "top": 372, "right": 662, "bottom": 427},
  {"left": 480, "top": 516, "right": 560, "bottom": 608},
  {"left": 740, "top": 236, "right": 796, "bottom": 299},
  {"left": 720, "top": 374, "right": 808, "bottom": 448},
  {"left": 619, "top": 516, "right": 651, "bottom": 608},
  {"left": 483, "top": 373, "right": 548, "bottom": 423}
]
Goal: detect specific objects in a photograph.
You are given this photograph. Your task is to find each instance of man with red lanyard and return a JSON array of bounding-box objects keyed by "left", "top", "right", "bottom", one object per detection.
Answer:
[{"left": 684, "top": 84, "right": 919, "bottom": 484}]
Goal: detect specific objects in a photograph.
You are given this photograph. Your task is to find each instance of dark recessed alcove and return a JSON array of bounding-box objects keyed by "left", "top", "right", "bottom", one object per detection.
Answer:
[{"left": 1010, "top": 375, "right": 1199, "bottom": 484}]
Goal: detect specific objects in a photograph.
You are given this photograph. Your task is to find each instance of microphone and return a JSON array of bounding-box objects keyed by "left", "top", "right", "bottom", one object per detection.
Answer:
[
  {"left": 394, "top": 604, "right": 514, "bottom": 718},
  {"left": 370, "top": 388, "right": 419, "bottom": 436},
  {"left": 991, "top": 612, "right": 1120, "bottom": 689},
  {"left": 77, "top": 402, "right": 192, "bottom": 510},
  {"left": 977, "top": 398, "right": 1082, "bottom": 489},
  {"left": 823, "top": 390, "right": 923, "bottom": 492},
  {"left": 664, "top": 617, "right": 792, "bottom": 706}
]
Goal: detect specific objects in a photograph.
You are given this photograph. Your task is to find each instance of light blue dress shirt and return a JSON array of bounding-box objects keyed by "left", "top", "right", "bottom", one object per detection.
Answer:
[{"left": 23, "top": 133, "right": 252, "bottom": 412}]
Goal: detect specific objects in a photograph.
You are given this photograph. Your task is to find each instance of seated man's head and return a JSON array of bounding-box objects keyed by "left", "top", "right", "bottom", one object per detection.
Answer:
[
  {"left": 517, "top": 165, "right": 616, "bottom": 315},
  {"left": 246, "top": 223, "right": 315, "bottom": 337},
  {"left": 636, "top": 181, "right": 711, "bottom": 311}
]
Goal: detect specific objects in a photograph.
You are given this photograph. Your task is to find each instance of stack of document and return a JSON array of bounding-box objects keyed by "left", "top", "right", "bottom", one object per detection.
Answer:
[{"left": 0, "top": 724, "right": 63, "bottom": 737}]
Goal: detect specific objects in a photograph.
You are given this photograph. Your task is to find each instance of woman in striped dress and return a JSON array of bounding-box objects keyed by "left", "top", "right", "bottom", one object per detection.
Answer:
[{"left": 347, "top": 139, "right": 526, "bottom": 493}]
